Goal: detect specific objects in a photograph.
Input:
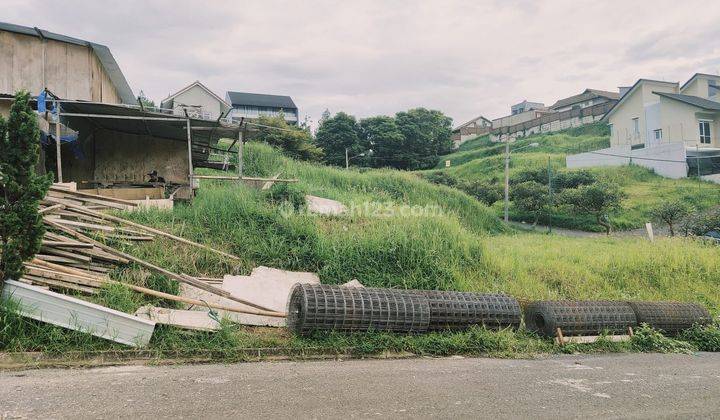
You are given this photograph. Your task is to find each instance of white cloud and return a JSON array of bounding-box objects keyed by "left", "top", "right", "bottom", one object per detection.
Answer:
[{"left": 4, "top": 0, "right": 720, "bottom": 127}]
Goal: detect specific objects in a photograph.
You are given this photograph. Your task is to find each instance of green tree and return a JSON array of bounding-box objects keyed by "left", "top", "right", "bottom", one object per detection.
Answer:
[
  {"left": 315, "top": 112, "right": 362, "bottom": 167},
  {"left": 253, "top": 115, "right": 323, "bottom": 161},
  {"left": 560, "top": 181, "right": 625, "bottom": 235},
  {"left": 0, "top": 91, "right": 52, "bottom": 282},
  {"left": 511, "top": 181, "right": 548, "bottom": 226},
  {"left": 651, "top": 200, "right": 693, "bottom": 236},
  {"left": 359, "top": 116, "right": 405, "bottom": 168},
  {"left": 394, "top": 108, "right": 453, "bottom": 170}
]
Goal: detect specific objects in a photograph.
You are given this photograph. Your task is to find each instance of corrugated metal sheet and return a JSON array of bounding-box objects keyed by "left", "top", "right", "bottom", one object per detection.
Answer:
[{"left": 2, "top": 280, "right": 155, "bottom": 347}]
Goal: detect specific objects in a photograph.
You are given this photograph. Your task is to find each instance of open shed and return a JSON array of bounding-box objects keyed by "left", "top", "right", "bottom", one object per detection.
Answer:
[{"left": 52, "top": 100, "right": 244, "bottom": 199}]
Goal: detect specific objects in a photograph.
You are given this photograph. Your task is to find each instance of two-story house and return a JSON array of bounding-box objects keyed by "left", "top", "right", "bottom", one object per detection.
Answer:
[{"left": 225, "top": 91, "right": 299, "bottom": 125}]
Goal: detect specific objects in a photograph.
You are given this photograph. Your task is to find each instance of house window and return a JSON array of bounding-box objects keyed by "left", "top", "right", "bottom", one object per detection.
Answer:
[
  {"left": 608, "top": 123, "right": 613, "bottom": 138},
  {"left": 632, "top": 118, "right": 640, "bottom": 136},
  {"left": 654, "top": 129, "right": 662, "bottom": 141},
  {"left": 699, "top": 120, "right": 712, "bottom": 144}
]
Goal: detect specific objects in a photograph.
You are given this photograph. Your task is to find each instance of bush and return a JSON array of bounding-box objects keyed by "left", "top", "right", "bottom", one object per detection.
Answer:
[
  {"left": 651, "top": 200, "right": 693, "bottom": 236},
  {"left": 681, "top": 206, "right": 720, "bottom": 237},
  {"left": 679, "top": 324, "right": 720, "bottom": 351},
  {"left": 510, "top": 181, "right": 548, "bottom": 226},
  {"left": 264, "top": 182, "right": 307, "bottom": 211},
  {"left": 559, "top": 181, "right": 625, "bottom": 234},
  {"left": 423, "top": 171, "right": 458, "bottom": 187},
  {"left": 460, "top": 180, "right": 503, "bottom": 206}
]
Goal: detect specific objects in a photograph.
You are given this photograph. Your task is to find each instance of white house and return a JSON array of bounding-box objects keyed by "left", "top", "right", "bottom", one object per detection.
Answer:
[
  {"left": 160, "top": 81, "right": 231, "bottom": 120},
  {"left": 567, "top": 73, "right": 720, "bottom": 180},
  {"left": 451, "top": 115, "right": 491, "bottom": 147}
]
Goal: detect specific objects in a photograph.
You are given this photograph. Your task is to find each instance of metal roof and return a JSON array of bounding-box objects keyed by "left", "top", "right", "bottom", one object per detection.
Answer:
[
  {"left": 226, "top": 91, "right": 297, "bottom": 109},
  {"left": 0, "top": 21, "right": 135, "bottom": 105},
  {"left": 57, "top": 101, "right": 242, "bottom": 165},
  {"left": 654, "top": 92, "right": 720, "bottom": 111}
]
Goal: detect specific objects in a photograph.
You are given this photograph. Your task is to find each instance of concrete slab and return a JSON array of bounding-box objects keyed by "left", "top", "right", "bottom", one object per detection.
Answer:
[
  {"left": 222, "top": 266, "right": 320, "bottom": 313},
  {"left": 134, "top": 306, "right": 284, "bottom": 331},
  {"left": 342, "top": 279, "right": 364, "bottom": 288},
  {"left": 306, "top": 195, "right": 346, "bottom": 215},
  {"left": 178, "top": 284, "right": 287, "bottom": 327}
]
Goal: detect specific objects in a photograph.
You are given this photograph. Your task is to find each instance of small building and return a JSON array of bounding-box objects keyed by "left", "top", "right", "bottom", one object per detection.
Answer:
[
  {"left": 225, "top": 91, "right": 299, "bottom": 125},
  {"left": 511, "top": 100, "right": 545, "bottom": 115},
  {"left": 549, "top": 89, "right": 619, "bottom": 112},
  {"left": 490, "top": 89, "right": 619, "bottom": 142},
  {"left": 567, "top": 73, "right": 720, "bottom": 181},
  {"left": 451, "top": 115, "right": 491, "bottom": 147},
  {"left": 160, "top": 81, "right": 231, "bottom": 120},
  {"left": 0, "top": 21, "right": 134, "bottom": 117}
]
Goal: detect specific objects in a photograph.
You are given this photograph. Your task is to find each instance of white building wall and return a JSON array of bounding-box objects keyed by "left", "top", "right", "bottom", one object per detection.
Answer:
[{"left": 567, "top": 142, "right": 687, "bottom": 179}]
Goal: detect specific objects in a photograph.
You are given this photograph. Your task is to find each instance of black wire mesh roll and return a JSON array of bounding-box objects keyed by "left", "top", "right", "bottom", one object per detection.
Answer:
[
  {"left": 421, "top": 291, "right": 521, "bottom": 331},
  {"left": 524, "top": 300, "right": 638, "bottom": 337},
  {"left": 286, "top": 284, "right": 430, "bottom": 335},
  {"left": 628, "top": 301, "right": 712, "bottom": 335}
]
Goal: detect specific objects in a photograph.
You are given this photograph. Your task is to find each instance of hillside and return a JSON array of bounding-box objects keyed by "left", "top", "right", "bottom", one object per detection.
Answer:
[
  {"left": 2, "top": 141, "right": 719, "bottom": 357},
  {"left": 429, "top": 124, "right": 720, "bottom": 231}
]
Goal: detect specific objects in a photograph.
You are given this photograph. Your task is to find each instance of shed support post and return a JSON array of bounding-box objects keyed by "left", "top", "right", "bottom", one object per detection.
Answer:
[
  {"left": 55, "top": 102, "right": 63, "bottom": 183},
  {"left": 186, "top": 119, "right": 193, "bottom": 187},
  {"left": 238, "top": 129, "right": 244, "bottom": 182}
]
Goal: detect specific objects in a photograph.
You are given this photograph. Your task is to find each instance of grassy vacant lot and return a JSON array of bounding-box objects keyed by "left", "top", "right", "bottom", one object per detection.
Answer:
[
  {"left": 430, "top": 124, "right": 720, "bottom": 231},
  {"left": 1, "top": 141, "right": 718, "bottom": 359}
]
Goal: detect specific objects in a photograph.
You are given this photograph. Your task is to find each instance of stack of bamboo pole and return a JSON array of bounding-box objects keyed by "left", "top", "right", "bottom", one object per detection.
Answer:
[{"left": 18, "top": 186, "right": 285, "bottom": 318}]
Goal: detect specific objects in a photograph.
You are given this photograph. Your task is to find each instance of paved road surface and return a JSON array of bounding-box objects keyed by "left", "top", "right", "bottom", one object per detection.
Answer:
[{"left": 1, "top": 353, "right": 719, "bottom": 419}]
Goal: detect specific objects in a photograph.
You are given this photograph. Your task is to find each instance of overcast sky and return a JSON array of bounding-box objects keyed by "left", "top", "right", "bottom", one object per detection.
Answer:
[{"left": 5, "top": 0, "right": 720, "bottom": 127}]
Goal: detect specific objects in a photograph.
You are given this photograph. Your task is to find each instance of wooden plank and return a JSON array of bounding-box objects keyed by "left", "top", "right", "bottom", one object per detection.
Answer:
[
  {"left": 46, "top": 199, "right": 243, "bottom": 263},
  {"left": 39, "top": 204, "right": 65, "bottom": 215},
  {"left": 28, "top": 259, "right": 284, "bottom": 318},
  {"left": 41, "top": 240, "right": 94, "bottom": 249},
  {"left": 43, "top": 219, "right": 280, "bottom": 315},
  {"left": 49, "top": 185, "right": 139, "bottom": 206}
]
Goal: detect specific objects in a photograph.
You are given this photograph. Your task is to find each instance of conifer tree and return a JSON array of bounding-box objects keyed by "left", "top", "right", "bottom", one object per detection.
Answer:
[{"left": 0, "top": 91, "right": 52, "bottom": 283}]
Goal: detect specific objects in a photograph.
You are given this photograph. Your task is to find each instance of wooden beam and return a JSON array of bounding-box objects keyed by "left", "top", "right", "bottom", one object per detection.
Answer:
[{"left": 44, "top": 199, "right": 244, "bottom": 263}]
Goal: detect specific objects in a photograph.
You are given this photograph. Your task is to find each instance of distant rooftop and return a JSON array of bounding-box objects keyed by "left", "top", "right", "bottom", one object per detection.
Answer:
[
  {"left": 549, "top": 89, "right": 620, "bottom": 110},
  {"left": 226, "top": 91, "right": 297, "bottom": 109}
]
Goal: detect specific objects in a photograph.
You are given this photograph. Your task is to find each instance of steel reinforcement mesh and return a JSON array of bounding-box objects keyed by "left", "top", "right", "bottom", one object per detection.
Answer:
[
  {"left": 524, "top": 300, "right": 638, "bottom": 337},
  {"left": 628, "top": 301, "right": 712, "bottom": 335},
  {"left": 286, "top": 284, "right": 430, "bottom": 335},
  {"left": 420, "top": 291, "right": 521, "bottom": 331}
]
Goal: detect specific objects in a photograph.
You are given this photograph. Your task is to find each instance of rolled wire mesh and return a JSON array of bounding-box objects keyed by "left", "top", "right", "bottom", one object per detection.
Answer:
[
  {"left": 628, "top": 301, "right": 712, "bottom": 335},
  {"left": 420, "top": 291, "right": 521, "bottom": 331},
  {"left": 524, "top": 300, "right": 637, "bottom": 337},
  {"left": 286, "top": 284, "right": 430, "bottom": 335}
]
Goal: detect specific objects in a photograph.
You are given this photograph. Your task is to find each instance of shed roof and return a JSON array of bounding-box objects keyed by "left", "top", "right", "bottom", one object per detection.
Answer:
[
  {"left": 226, "top": 91, "right": 297, "bottom": 109},
  {"left": 0, "top": 21, "right": 135, "bottom": 105},
  {"left": 58, "top": 101, "right": 242, "bottom": 165},
  {"left": 654, "top": 92, "right": 720, "bottom": 111}
]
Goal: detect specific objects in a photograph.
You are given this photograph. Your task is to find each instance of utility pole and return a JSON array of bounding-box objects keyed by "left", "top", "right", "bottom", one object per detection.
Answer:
[
  {"left": 345, "top": 147, "right": 349, "bottom": 170},
  {"left": 547, "top": 156, "right": 552, "bottom": 234},
  {"left": 504, "top": 138, "right": 510, "bottom": 223}
]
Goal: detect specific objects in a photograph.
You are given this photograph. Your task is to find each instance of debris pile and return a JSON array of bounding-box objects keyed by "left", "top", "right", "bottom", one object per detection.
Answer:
[{"left": 4, "top": 185, "right": 285, "bottom": 347}]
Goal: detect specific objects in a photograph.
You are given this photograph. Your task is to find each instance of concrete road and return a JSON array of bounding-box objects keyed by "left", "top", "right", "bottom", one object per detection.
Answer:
[{"left": 1, "top": 353, "right": 719, "bottom": 419}]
